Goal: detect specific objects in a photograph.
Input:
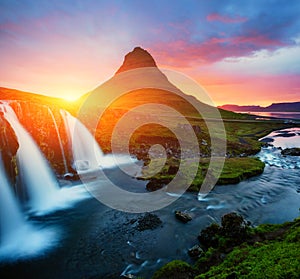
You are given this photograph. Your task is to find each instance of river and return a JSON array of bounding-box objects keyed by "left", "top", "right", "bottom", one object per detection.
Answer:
[{"left": 0, "top": 128, "right": 299, "bottom": 279}]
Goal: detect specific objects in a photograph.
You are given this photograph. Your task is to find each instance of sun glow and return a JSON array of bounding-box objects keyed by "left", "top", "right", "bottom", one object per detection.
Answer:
[{"left": 61, "top": 94, "right": 78, "bottom": 102}]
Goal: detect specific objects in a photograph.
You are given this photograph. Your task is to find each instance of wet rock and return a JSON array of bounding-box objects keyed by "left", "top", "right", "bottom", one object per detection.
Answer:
[
  {"left": 175, "top": 210, "right": 192, "bottom": 223},
  {"left": 146, "top": 180, "right": 165, "bottom": 191},
  {"left": 188, "top": 244, "right": 203, "bottom": 258},
  {"left": 0, "top": 114, "right": 19, "bottom": 184},
  {"left": 198, "top": 223, "right": 221, "bottom": 248},
  {"left": 221, "top": 212, "right": 249, "bottom": 239},
  {"left": 136, "top": 213, "right": 162, "bottom": 231},
  {"left": 281, "top": 148, "right": 300, "bottom": 156}
]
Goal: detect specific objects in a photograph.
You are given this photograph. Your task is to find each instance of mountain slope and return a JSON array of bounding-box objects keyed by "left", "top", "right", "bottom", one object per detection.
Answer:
[
  {"left": 0, "top": 87, "right": 76, "bottom": 112},
  {"left": 77, "top": 47, "right": 250, "bottom": 120}
]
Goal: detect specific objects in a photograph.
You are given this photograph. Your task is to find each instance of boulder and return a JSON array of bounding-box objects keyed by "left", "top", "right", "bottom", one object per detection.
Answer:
[{"left": 175, "top": 210, "right": 192, "bottom": 223}]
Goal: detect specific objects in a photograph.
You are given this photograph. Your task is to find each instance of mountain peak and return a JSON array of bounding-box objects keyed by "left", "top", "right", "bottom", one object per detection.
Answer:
[{"left": 115, "top": 46, "right": 157, "bottom": 74}]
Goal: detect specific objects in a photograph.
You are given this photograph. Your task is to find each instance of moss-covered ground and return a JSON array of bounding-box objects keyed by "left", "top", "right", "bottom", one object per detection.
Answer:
[{"left": 152, "top": 216, "right": 300, "bottom": 279}]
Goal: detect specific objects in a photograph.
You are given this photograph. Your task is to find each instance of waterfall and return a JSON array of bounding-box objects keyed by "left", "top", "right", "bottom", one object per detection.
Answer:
[
  {"left": 0, "top": 103, "right": 60, "bottom": 212},
  {"left": 47, "top": 107, "right": 69, "bottom": 174},
  {"left": 60, "top": 110, "right": 104, "bottom": 172},
  {"left": 0, "top": 154, "right": 26, "bottom": 247},
  {"left": 0, "top": 154, "right": 58, "bottom": 260}
]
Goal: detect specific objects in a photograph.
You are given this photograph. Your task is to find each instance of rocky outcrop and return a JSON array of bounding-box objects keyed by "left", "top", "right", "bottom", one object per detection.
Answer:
[
  {"left": 0, "top": 113, "right": 19, "bottom": 184},
  {"left": 198, "top": 212, "right": 250, "bottom": 251}
]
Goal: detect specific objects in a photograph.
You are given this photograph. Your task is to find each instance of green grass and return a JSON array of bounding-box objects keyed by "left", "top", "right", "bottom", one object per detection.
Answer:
[
  {"left": 152, "top": 260, "right": 194, "bottom": 279},
  {"left": 153, "top": 218, "right": 300, "bottom": 279},
  {"left": 142, "top": 157, "right": 265, "bottom": 191}
]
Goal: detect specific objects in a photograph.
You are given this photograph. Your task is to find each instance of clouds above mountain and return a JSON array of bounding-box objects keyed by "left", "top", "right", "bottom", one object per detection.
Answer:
[{"left": 0, "top": 0, "right": 299, "bottom": 104}]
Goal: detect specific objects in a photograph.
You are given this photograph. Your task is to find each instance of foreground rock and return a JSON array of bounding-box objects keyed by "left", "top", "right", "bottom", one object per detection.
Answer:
[
  {"left": 175, "top": 211, "right": 192, "bottom": 223},
  {"left": 281, "top": 147, "right": 300, "bottom": 156}
]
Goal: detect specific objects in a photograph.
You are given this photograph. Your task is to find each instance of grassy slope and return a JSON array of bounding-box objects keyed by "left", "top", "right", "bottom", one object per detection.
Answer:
[{"left": 0, "top": 87, "right": 77, "bottom": 112}]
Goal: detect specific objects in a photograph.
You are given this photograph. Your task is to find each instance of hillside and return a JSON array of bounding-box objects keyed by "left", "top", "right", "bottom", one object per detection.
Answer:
[{"left": 0, "top": 87, "right": 76, "bottom": 112}]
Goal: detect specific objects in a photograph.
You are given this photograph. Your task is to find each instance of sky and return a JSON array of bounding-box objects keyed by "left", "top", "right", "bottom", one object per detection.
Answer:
[{"left": 0, "top": 0, "right": 300, "bottom": 106}]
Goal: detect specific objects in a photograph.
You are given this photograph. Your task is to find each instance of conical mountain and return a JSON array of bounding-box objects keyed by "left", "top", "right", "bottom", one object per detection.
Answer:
[
  {"left": 76, "top": 47, "right": 229, "bottom": 153},
  {"left": 78, "top": 46, "right": 227, "bottom": 119},
  {"left": 115, "top": 47, "right": 157, "bottom": 74}
]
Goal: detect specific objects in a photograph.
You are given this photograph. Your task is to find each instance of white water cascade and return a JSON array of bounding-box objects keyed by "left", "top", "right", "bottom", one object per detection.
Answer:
[
  {"left": 47, "top": 107, "right": 69, "bottom": 174},
  {"left": 0, "top": 103, "right": 60, "bottom": 212},
  {"left": 60, "top": 110, "right": 104, "bottom": 172},
  {"left": 0, "top": 154, "right": 57, "bottom": 260},
  {"left": 0, "top": 154, "right": 26, "bottom": 248}
]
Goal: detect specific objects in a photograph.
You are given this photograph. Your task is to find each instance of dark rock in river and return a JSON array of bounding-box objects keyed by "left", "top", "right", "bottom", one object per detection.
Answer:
[
  {"left": 136, "top": 213, "right": 162, "bottom": 231},
  {"left": 281, "top": 147, "right": 300, "bottom": 156},
  {"left": 175, "top": 210, "right": 192, "bottom": 223}
]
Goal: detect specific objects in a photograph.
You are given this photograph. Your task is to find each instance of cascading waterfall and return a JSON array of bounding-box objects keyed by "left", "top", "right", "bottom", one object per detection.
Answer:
[
  {"left": 60, "top": 110, "right": 136, "bottom": 174},
  {"left": 60, "top": 110, "right": 104, "bottom": 171},
  {"left": 47, "top": 107, "right": 69, "bottom": 174},
  {"left": 0, "top": 154, "right": 57, "bottom": 259},
  {"left": 0, "top": 102, "right": 60, "bottom": 212},
  {"left": 0, "top": 154, "right": 26, "bottom": 247}
]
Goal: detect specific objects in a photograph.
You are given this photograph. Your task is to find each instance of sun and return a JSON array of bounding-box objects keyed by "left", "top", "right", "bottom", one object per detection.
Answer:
[{"left": 61, "top": 93, "right": 79, "bottom": 102}]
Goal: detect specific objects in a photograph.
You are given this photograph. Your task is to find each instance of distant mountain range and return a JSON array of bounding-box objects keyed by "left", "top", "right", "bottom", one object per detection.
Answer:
[{"left": 219, "top": 102, "right": 300, "bottom": 112}]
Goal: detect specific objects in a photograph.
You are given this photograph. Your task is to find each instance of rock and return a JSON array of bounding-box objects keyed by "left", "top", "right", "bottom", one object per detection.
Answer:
[
  {"left": 188, "top": 244, "right": 203, "bottom": 258},
  {"left": 168, "top": 165, "right": 178, "bottom": 175},
  {"left": 136, "top": 213, "right": 162, "bottom": 231},
  {"left": 175, "top": 210, "right": 192, "bottom": 223},
  {"left": 281, "top": 148, "right": 300, "bottom": 156},
  {"left": 198, "top": 223, "right": 221, "bottom": 248},
  {"left": 146, "top": 179, "right": 165, "bottom": 191},
  {"left": 198, "top": 212, "right": 251, "bottom": 249},
  {"left": 221, "top": 212, "right": 248, "bottom": 239},
  {"left": 0, "top": 113, "right": 19, "bottom": 184}
]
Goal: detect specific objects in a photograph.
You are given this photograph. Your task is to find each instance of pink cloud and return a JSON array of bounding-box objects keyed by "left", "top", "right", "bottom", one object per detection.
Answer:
[
  {"left": 206, "top": 13, "right": 248, "bottom": 23},
  {"left": 149, "top": 33, "right": 285, "bottom": 68}
]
